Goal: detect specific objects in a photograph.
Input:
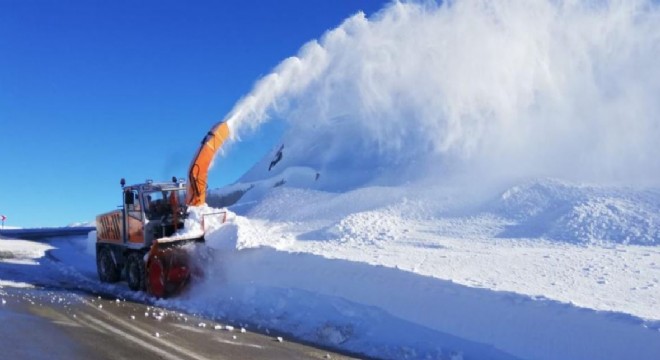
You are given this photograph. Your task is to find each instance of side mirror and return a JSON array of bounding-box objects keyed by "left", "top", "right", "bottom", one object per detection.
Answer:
[{"left": 124, "top": 191, "right": 134, "bottom": 205}]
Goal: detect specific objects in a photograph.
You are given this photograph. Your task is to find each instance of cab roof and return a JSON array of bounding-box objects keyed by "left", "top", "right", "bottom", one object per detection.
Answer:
[{"left": 123, "top": 180, "right": 187, "bottom": 193}]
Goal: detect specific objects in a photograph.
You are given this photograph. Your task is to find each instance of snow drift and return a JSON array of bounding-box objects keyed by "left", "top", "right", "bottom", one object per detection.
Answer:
[
  {"left": 493, "top": 179, "right": 660, "bottom": 245},
  {"left": 195, "top": 179, "right": 660, "bottom": 360}
]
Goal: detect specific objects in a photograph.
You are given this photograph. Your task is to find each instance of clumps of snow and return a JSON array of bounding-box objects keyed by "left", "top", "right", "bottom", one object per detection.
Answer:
[
  {"left": 203, "top": 211, "right": 292, "bottom": 251},
  {"left": 203, "top": 221, "right": 238, "bottom": 250},
  {"left": 493, "top": 179, "right": 660, "bottom": 245},
  {"left": 329, "top": 209, "right": 406, "bottom": 246},
  {"left": 317, "top": 324, "right": 351, "bottom": 345},
  {"left": 553, "top": 197, "right": 660, "bottom": 245},
  {"left": 155, "top": 205, "right": 230, "bottom": 244}
]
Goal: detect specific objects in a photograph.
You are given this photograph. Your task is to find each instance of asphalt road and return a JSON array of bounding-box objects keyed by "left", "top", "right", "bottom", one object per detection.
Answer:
[{"left": 0, "top": 288, "right": 358, "bottom": 360}]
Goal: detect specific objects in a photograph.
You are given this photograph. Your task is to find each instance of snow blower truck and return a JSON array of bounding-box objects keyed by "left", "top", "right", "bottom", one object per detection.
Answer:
[{"left": 95, "top": 121, "right": 230, "bottom": 298}]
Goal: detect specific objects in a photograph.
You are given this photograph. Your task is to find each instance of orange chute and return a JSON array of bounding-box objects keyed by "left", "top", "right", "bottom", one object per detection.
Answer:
[{"left": 186, "top": 121, "right": 231, "bottom": 206}]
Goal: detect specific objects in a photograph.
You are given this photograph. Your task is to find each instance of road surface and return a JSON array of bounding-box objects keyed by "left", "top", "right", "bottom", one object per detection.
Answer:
[
  {"left": 0, "top": 287, "right": 358, "bottom": 360},
  {"left": 0, "top": 230, "right": 360, "bottom": 360}
]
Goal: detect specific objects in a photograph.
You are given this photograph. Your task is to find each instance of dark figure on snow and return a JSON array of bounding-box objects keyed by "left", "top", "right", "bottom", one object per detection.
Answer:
[{"left": 269, "top": 144, "right": 284, "bottom": 171}]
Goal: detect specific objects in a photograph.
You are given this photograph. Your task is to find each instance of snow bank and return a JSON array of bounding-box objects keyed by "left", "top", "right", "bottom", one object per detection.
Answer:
[
  {"left": 0, "top": 239, "right": 53, "bottom": 266},
  {"left": 189, "top": 190, "right": 660, "bottom": 359},
  {"left": 186, "top": 246, "right": 660, "bottom": 360},
  {"left": 493, "top": 179, "right": 660, "bottom": 245},
  {"left": 184, "top": 177, "right": 660, "bottom": 359},
  {"left": 220, "top": 176, "right": 660, "bottom": 246}
]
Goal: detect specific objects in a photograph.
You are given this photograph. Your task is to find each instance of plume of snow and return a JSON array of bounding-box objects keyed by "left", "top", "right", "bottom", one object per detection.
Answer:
[{"left": 222, "top": 0, "right": 660, "bottom": 188}]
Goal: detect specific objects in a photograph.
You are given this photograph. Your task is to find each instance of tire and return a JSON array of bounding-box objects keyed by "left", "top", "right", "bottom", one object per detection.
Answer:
[
  {"left": 97, "top": 246, "right": 120, "bottom": 283},
  {"left": 126, "top": 252, "right": 146, "bottom": 291}
]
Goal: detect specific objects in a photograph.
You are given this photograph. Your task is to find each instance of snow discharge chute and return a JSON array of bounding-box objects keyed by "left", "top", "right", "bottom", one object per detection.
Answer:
[
  {"left": 144, "top": 120, "right": 231, "bottom": 298},
  {"left": 186, "top": 121, "right": 231, "bottom": 206}
]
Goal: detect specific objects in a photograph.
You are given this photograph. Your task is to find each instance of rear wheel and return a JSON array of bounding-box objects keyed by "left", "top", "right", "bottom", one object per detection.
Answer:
[
  {"left": 126, "top": 252, "right": 146, "bottom": 291},
  {"left": 97, "top": 246, "right": 120, "bottom": 283}
]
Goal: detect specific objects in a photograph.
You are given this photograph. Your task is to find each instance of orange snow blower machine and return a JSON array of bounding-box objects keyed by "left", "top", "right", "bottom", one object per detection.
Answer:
[{"left": 95, "top": 121, "right": 230, "bottom": 298}]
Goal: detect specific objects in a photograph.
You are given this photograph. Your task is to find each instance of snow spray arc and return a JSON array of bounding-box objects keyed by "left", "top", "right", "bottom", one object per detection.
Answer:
[{"left": 221, "top": 0, "right": 660, "bottom": 188}]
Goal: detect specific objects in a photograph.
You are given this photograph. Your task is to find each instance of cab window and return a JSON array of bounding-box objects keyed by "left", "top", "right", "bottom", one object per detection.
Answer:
[{"left": 126, "top": 190, "right": 141, "bottom": 211}]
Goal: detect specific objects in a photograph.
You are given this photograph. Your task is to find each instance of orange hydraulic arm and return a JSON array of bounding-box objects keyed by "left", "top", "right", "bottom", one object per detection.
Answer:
[{"left": 186, "top": 121, "right": 231, "bottom": 206}]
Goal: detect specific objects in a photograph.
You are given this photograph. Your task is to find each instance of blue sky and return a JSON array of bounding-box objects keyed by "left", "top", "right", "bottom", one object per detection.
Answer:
[{"left": 0, "top": 0, "right": 389, "bottom": 227}]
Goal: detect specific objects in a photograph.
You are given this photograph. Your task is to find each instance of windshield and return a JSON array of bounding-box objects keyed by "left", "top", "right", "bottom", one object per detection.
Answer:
[{"left": 144, "top": 188, "right": 186, "bottom": 220}]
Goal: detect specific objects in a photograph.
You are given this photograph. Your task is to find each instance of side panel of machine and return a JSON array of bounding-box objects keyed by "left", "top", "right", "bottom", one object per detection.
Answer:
[
  {"left": 127, "top": 215, "right": 145, "bottom": 244},
  {"left": 96, "top": 210, "right": 123, "bottom": 243}
]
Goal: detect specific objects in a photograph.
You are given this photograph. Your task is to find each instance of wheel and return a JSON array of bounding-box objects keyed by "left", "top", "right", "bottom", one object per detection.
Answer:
[
  {"left": 146, "top": 256, "right": 166, "bottom": 298},
  {"left": 97, "top": 246, "right": 120, "bottom": 283},
  {"left": 126, "top": 252, "right": 146, "bottom": 291}
]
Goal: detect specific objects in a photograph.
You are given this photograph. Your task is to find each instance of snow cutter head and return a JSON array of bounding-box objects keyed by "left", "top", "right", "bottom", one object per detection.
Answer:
[{"left": 146, "top": 236, "right": 204, "bottom": 298}]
